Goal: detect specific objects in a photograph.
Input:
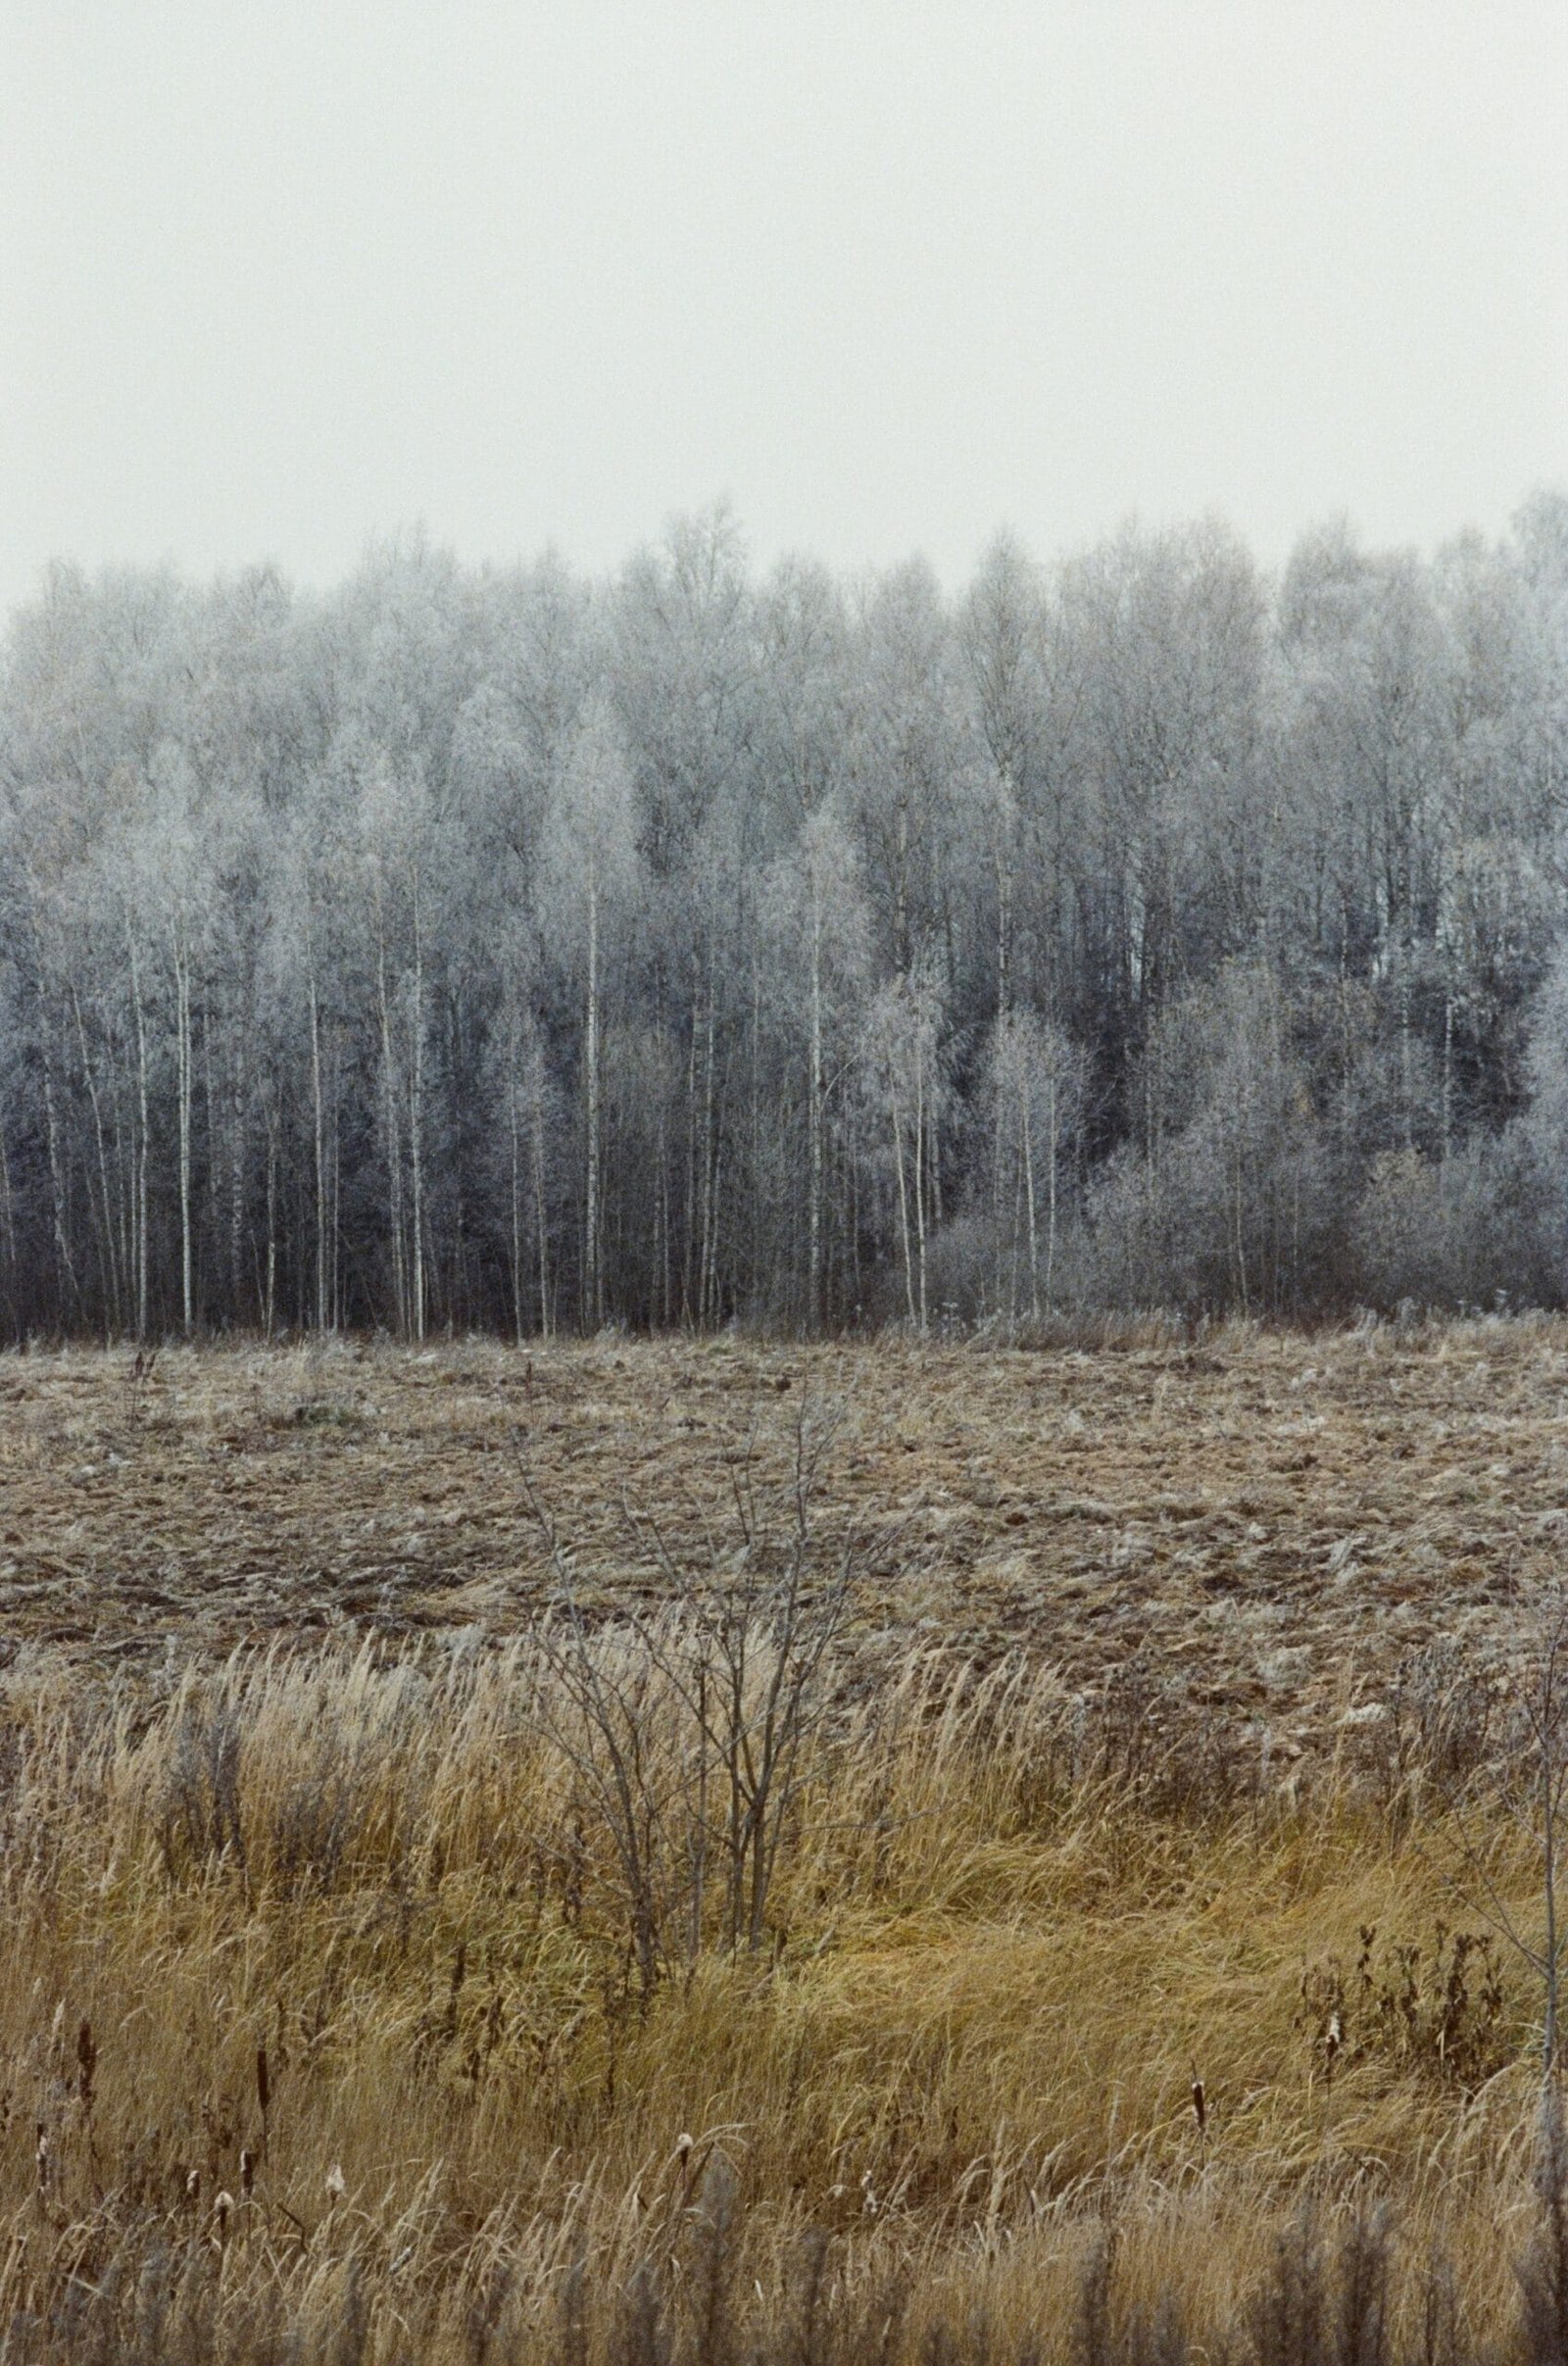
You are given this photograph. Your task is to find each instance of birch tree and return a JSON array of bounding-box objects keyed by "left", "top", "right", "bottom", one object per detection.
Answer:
[
  {"left": 984, "top": 1008, "right": 1086, "bottom": 1321},
  {"left": 760, "top": 803, "right": 871, "bottom": 1328},
  {"left": 355, "top": 745, "right": 434, "bottom": 1339},
  {"left": 544, "top": 694, "right": 639, "bottom": 1331},
  {"left": 858, "top": 953, "right": 951, "bottom": 1330}
]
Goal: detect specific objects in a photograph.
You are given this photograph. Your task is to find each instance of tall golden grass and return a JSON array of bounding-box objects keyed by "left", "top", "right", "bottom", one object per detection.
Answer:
[{"left": 0, "top": 1621, "right": 1559, "bottom": 2362}]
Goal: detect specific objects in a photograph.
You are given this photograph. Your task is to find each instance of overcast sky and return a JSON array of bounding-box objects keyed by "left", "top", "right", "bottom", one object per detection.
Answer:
[{"left": 2, "top": 2, "right": 1564, "bottom": 621}]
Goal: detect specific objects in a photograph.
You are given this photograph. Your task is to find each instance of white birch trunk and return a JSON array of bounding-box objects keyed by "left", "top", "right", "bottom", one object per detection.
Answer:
[{"left": 584, "top": 853, "right": 601, "bottom": 1330}]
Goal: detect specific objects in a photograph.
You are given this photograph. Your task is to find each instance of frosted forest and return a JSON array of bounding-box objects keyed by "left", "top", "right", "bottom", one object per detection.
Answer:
[{"left": 3, "top": 495, "right": 1567, "bottom": 1343}]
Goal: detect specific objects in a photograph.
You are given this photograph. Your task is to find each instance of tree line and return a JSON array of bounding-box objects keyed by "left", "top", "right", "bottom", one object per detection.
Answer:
[{"left": 2, "top": 494, "right": 1566, "bottom": 1342}]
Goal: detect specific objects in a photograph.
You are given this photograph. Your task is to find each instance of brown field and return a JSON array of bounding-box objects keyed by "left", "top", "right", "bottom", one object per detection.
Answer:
[
  {"left": 3, "top": 1318, "right": 1568, "bottom": 2363},
  {"left": 2, "top": 1315, "right": 1563, "bottom": 1747}
]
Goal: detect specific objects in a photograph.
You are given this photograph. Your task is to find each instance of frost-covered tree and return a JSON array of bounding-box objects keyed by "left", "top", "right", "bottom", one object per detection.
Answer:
[
  {"left": 983, "top": 1008, "right": 1086, "bottom": 1321},
  {"left": 1, "top": 496, "right": 1566, "bottom": 1336},
  {"left": 543, "top": 693, "right": 639, "bottom": 1330},
  {"left": 858, "top": 953, "right": 952, "bottom": 1329}
]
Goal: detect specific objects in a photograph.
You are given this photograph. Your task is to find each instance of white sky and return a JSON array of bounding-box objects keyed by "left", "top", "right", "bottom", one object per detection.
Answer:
[{"left": 2, "top": 2, "right": 1564, "bottom": 620}]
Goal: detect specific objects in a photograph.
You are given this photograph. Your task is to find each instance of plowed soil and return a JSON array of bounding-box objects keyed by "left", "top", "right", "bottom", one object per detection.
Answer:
[{"left": 2, "top": 1321, "right": 1564, "bottom": 1756}]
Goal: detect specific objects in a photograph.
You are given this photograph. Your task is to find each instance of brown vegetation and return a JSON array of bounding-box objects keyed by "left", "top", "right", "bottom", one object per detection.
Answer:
[
  {"left": 0, "top": 1322, "right": 1566, "bottom": 2359},
  {"left": 0, "top": 1318, "right": 1559, "bottom": 1751}
]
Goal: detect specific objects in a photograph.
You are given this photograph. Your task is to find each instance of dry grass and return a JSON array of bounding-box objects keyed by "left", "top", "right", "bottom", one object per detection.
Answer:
[
  {"left": 0, "top": 1633, "right": 1554, "bottom": 2359},
  {"left": 1, "top": 1317, "right": 1562, "bottom": 1759},
  {"left": 0, "top": 1322, "right": 1565, "bottom": 2359}
]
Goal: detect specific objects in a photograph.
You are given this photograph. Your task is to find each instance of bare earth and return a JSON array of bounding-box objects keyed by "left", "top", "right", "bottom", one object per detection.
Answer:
[{"left": 2, "top": 1321, "right": 1564, "bottom": 1755}]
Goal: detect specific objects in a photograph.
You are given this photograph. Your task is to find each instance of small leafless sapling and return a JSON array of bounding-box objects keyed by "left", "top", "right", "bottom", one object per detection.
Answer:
[{"left": 517, "top": 1395, "right": 860, "bottom": 1998}]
